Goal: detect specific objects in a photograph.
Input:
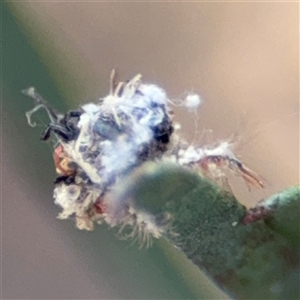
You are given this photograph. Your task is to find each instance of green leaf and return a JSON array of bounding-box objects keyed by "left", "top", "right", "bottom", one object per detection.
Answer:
[{"left": 118, "top": 163, "right": 300, "bottom": 299}]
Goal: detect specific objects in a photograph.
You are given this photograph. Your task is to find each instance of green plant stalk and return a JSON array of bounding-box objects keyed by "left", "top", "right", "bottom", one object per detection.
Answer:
[{"left": 117, "top": 163, "right": 300, "bottom": 299}]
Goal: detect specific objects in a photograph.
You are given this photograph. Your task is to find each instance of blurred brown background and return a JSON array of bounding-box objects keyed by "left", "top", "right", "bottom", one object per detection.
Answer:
[{"left": 3, "top": 2, "right": 299, "bottom": 299}]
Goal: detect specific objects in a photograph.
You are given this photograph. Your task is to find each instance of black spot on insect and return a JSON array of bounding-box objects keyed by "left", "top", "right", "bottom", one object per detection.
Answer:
[
  {"left": 54, "top": 175, "right": 76, "bottom": 185},
  {"left": 150, "top": 105, "right": 174, "bottom": 144}
]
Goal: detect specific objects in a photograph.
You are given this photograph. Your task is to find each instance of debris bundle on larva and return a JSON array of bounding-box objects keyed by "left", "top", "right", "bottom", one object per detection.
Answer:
[{"left": 23, "top": 71, "right": 264, "bottom": 242}]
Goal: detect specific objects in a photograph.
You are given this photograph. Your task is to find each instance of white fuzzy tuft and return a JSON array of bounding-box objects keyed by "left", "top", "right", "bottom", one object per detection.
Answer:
[{"left": 184, "top": 93, "right": 202, "bottom": 112}]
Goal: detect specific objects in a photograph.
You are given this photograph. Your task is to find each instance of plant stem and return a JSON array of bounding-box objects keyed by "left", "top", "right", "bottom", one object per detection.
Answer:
[{"left": 115, "top": 163, "right": 300, "bottom": 299}]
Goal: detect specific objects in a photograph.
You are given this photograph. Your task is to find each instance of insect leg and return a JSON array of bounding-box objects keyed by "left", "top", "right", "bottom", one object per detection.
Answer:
[
  {"left": 40, "top": 124, "right": 72, "bottom": 141},
  {"left": 229, "top": 158, "right": 264, "bottom": 189},
  {"left": 22, "top": 87, "right": 60, "bottom": 126}
]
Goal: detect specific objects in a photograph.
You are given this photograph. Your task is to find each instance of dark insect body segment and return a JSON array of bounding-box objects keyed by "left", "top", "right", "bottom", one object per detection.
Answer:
[
  {"left": 41, "top": 110, "right": 82, "bottom": 142},
  {"left": 54, "top": 175, "right": 76, "bottom": 185}
]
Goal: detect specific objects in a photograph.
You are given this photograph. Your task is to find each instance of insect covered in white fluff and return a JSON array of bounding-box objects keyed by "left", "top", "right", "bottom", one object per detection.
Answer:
[
  {"left": 23, "top": 71, "right": 264, "bottom": 242},
  {"left": 65, "top": 75, "right": 172, "bottom": 189}
]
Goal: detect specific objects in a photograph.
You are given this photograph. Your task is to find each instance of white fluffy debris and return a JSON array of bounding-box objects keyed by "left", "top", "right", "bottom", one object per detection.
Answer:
[{"left": 184, "top": 93, "right": 202, "bottom": 112}]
